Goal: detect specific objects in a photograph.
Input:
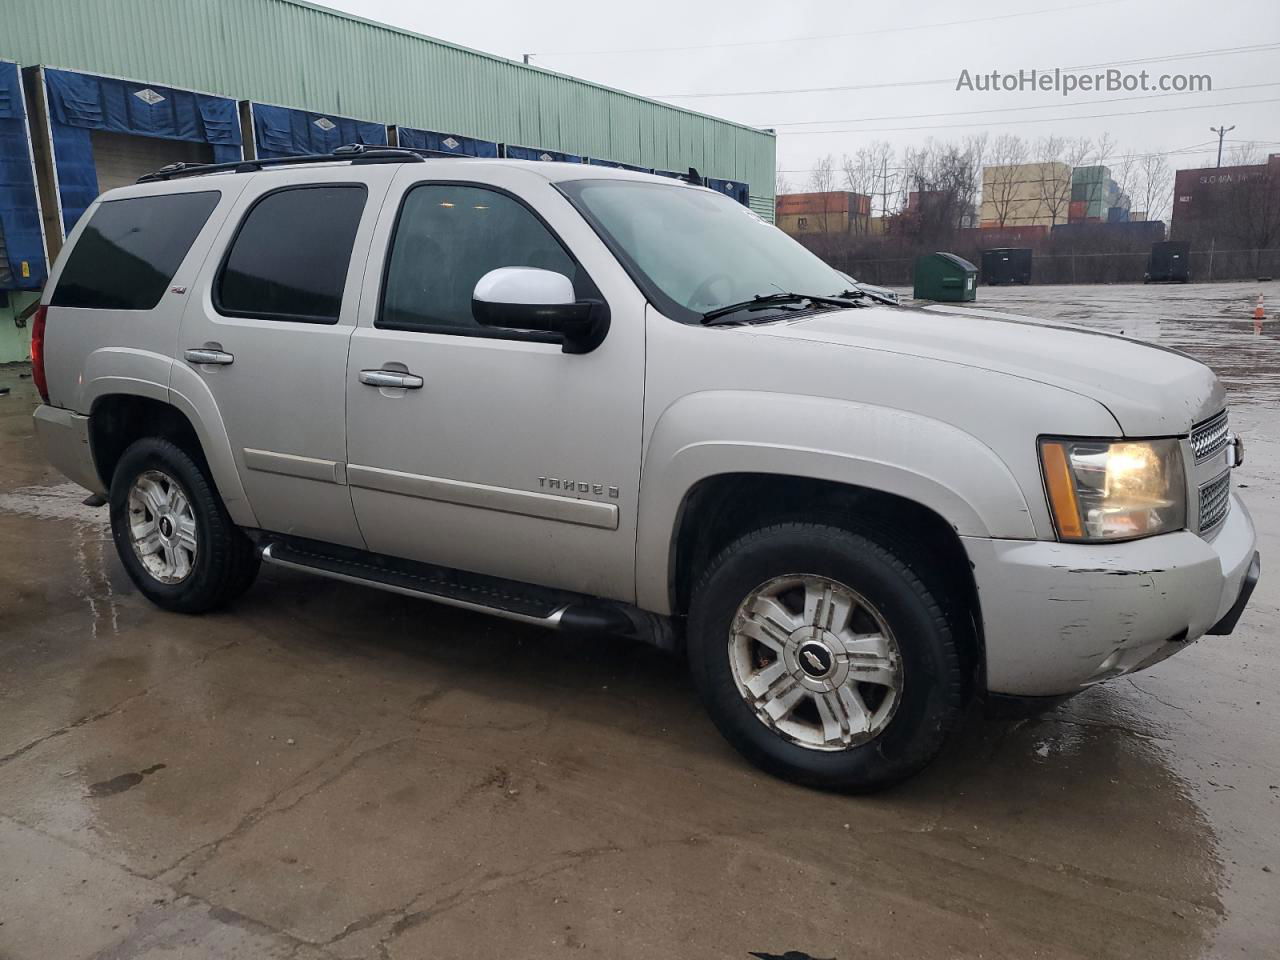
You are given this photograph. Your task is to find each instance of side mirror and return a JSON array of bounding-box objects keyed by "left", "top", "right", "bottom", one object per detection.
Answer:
[{"left": 472, "top": 267, "right": 609, "bottom": 354}]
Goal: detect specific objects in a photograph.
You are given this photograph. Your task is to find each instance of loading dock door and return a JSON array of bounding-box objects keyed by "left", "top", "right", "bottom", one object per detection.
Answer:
[
  {"left": 89, "top": 130, "right": 213, "bottom": 193},
  {"left": 41, "top": 68, "right": 241, "bottom": 236},
  {"left": 0, "top": 60, "right": 46, "bottom": 290}
]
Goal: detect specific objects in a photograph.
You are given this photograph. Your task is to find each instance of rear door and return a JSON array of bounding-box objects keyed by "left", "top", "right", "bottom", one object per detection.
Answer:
[
  {"left": 344, "top": 165, "right": 647, "bottom": 600},
  {"left": 174, "top": 166, "right": 393, "bottom": 546}
]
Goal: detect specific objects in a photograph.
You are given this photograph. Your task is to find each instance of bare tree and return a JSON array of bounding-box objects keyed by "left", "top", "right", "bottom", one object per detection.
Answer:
[
  {"left": 1033, "top": 135, "right": 1072, "bottom": 226},
  {"left": 982, "top": 134, "right": 1029, "bottom": 227},
  {"left": 897, "top": 138, "right": 978, "bottom": 246},
  {"left": 1075, "top": 133, "right": 1118, "bottom": 216},
  {"left": 1135, "top": 153, "right": 1173, "bottom": 224},
  {"left": 1110, "top": 153, "right": 1138, "bottom": 218},
  {"left": 1226, "top": 141, "right": 1263, "bottom": 166},
  {"left": 840, "top": 149, "right": 876, "bottom": 233},
  {"left": 775, "top": 168, "right": 792, "bottom": 198},
  {"left": 867, "top": 140, "right": 898, "bottom": 221},
  {"left": 961, "top": 132, "right": 988, "bottom": 224},
  {"left": 808, "top": 155, "right": 836, "bottom": 232}
]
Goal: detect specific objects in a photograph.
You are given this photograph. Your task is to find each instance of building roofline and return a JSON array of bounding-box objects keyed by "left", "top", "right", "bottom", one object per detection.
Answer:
[{"left": 280, "top": 0, "right": 774, "bottom": 140}]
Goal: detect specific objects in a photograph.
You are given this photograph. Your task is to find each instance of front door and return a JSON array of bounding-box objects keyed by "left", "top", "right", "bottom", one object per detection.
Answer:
[
  {"left": 344, "top": 166, "right": 646, "bottom": 600},
  {"left": 176, "top": 167, "right": 392, "bottom": 546}
]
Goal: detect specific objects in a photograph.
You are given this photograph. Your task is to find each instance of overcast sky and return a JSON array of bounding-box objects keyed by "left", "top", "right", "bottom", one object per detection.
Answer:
[{"left": 320, "top": 0, "right": 1279, "bottom": 182}]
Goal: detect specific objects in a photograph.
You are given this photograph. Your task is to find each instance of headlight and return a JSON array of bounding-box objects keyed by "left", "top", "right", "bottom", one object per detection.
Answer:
[{"left": 1039, "top": 438, "right": 1186, "bottom": 542}]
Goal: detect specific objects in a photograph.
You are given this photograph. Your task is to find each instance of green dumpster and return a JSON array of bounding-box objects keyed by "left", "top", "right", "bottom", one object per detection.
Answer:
[{"left": 912, "top": 252, "right": 978, "bottom": 302}]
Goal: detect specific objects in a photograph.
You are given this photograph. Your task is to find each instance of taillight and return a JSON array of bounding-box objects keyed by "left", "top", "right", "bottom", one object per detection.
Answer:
[{"left": 30, "top": 304, "right": 49, "bottom": 403}]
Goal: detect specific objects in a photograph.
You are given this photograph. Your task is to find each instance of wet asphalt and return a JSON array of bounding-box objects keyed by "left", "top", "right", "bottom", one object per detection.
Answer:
[{"left": 0, "top": 280, "right": 1276, "bottom": 959}]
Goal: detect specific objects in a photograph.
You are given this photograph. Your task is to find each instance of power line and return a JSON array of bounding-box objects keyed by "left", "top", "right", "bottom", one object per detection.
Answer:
[
  {"left": 532, "top": 0, "right": 1127, "bottom": 57},
  {"left": 776, "top": 95, "right": 1280, "bottom": 136},
  {"left": 763, "top": 81, "right": 1280, "bottom": 128},
  {"left": 651, "top": 42, "right": 1280, "bottom": 99}
]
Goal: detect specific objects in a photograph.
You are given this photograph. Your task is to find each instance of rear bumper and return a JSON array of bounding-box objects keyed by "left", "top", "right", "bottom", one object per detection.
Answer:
[
  {"left": 32, "top": 404, "right": 104, "bottom": 495},
  {"left": 965, "top": 493, "right": 1258, "bottom": 697}
]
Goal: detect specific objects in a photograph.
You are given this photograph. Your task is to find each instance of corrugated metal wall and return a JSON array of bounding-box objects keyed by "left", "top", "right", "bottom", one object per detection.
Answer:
[{"left": 0, "top": 0, "right": 774, "bottom": 208}]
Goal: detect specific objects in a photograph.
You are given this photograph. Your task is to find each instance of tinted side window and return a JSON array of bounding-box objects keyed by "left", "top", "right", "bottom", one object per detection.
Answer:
[
  {"left": 216, "top": 185, "right": 367, "bottom": 323},
  {"left": 380, "top": 184, "right": 581, "bottom": 333},
  {"left": 52, "top": 192, "right": 220, "bottom": 310}
]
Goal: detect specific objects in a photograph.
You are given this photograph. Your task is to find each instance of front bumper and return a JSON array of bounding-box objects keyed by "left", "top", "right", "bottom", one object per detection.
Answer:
[
  {"left": 32, "top": 404, "right": 105, "bottom": 495},
  {"left": 964, "top": 492, "right": 1258, "bottom": 697}
]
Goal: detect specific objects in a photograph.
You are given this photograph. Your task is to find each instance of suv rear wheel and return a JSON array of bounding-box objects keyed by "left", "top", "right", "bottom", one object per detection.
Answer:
[
  {"left": 687, "top": 523, "right": 963, "bottom": 792},
  {"left": 109, "top": 438, "right": 259, "bottom": 613}
]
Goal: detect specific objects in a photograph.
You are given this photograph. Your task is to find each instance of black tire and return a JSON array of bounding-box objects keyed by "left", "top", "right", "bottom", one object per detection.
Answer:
[
  {"left": 109, "top": 437, "right": 259, "bottom": 613},
  {"left": 687, "top": 523, "right": 964, "bottom": 792}
]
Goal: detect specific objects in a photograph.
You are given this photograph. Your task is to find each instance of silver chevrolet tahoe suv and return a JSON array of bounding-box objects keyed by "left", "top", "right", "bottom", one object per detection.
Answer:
[{"left": 31, "top": 147, "right": 1260, "bottom": 792}]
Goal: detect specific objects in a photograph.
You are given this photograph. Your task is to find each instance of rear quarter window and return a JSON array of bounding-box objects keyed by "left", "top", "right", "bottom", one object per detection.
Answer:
[{"left": 51, "top": 191, "right": 220, "bottom": 310}]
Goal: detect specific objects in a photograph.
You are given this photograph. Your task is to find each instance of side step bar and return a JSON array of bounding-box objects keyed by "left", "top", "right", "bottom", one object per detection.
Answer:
[
  {"left": 257, "top": 538, "right": 674, "bottom": 647},
  {"left": 261, "top": 541, "right": 566, "bottom": 627}
]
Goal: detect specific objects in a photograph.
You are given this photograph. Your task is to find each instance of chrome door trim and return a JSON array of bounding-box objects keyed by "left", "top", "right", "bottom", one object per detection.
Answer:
[
  {"left": 243, "top": 448, "right": 345, "bottom": 484},
  {"left": 346, "top": 464, "right": 620, "bottom": 530},
  {"left": 260, "top": 543, "right": 569, "bottom": 628}
]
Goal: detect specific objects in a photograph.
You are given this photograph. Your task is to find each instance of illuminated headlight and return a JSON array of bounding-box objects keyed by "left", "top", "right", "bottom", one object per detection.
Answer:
[{"left": 1039, "top": 438, "right": 1187, "bottom": 542}]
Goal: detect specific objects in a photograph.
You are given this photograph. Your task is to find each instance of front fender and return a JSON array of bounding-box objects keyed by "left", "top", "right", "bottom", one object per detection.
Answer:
[{"left": 634, "top": 390, "right": 1035, "bottom": 613}]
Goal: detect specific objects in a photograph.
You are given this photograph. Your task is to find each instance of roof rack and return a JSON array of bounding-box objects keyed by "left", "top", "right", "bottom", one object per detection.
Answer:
[{"left": 136, "top": 143, "right": 436, "bottom": 183}]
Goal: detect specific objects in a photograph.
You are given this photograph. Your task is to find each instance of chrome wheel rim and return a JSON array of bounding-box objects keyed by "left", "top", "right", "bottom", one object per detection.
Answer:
[
  {"left": 728, "top": 574, "right": 903, "bottom": 751},
  {"left": 127, "top": 469, "right": 198, "bottom": 584}
]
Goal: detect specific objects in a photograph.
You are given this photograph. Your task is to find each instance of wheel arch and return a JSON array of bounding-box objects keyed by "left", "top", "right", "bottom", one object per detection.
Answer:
[
  {"left": 88, "top": 389, "right": 257, "bottom": 528},
  {"left": 660, "top": 471, "right": 986, "bottom": 695}
]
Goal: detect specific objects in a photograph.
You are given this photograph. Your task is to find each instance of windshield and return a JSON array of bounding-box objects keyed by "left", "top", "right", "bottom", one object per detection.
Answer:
[{"left": 558, "top": 179, "right": 850, "bottom": 323}]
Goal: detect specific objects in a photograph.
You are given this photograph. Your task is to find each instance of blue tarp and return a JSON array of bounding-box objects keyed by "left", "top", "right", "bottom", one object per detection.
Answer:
[
  {"left": 397, "top": 127, "right": 498, "bottom": 158},
  {"left": 503, "top": 145, "right": 582, "bottom": 164},
  {"left": 44, "top": 68, "right": 242, "bottom": 234},
  {"left": 0, "top": 63, "right": 45, "bottom": 289},
  {"left": 652, "top": 169, "right": 684, "bottom": 180},
  {"left": 705, "top": 177, "right": 750, "bottom": 206},
  {"left": 252, "top": 103, "right": 386, "bottom": 159},
  {"left": 587, "top": 158, "right": 653, "bottom": 173}
]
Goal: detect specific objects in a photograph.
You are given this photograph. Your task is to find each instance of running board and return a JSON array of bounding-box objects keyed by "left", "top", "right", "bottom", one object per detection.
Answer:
[{"left": 257, "top": 538, "right": 665, "bottom": 642}]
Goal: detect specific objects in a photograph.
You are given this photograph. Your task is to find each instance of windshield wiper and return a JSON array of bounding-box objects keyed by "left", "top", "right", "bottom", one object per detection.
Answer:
[
  {"left": 838, "top": 286, "right": 897, "bottom": 306},
  {"left": 700, "top": 292, "right": 860, "bottom": 325}
]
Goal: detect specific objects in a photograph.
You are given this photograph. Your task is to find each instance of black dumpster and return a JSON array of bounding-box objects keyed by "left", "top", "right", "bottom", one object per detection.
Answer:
[
  {"left": 981, "top": 248, "right": 1033, "bottom": 285},
  {"left": 913, "top": 252, "right": 977, "bottom": 302},
  {"left": 1145, "top": 241, "right": 1191, "bottom": 283}
]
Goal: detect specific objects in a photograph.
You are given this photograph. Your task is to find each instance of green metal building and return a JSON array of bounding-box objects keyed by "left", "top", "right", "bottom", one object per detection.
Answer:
[{"left": 0, "top": 0, "right": 777, "bottom": 362}]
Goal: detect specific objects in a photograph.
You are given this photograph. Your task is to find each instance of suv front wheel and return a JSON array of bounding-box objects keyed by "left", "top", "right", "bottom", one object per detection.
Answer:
[
  {"left": 687, "top": 523, "right": 964, "bottom": 792},
  {"left": 108, "top": 438, "right": 259, "bottom": 613}
]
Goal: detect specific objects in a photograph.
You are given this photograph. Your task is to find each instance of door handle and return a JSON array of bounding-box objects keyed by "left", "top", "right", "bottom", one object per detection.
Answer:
[
  {"left": 184, "top": 348, "right": 234, "bottom": 365},
  {"left": 359, "top": 369, "right": 424, "bottom": 389}
]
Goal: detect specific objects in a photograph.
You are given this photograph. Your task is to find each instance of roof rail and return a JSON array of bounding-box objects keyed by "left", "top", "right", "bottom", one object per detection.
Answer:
[{"left": 136, "top": 144, "right": 429, "bottom": 183}]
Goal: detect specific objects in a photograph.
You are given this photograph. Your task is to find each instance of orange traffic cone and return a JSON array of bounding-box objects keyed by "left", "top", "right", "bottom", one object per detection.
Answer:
[{"left": 1254, "top": 294, "right": 1266, "bottom": 334}]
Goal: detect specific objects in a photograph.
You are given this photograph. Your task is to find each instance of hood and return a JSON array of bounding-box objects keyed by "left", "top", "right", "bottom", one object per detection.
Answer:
[{"left": 751, "top": 303, "right": 1223, "bottom": 436}]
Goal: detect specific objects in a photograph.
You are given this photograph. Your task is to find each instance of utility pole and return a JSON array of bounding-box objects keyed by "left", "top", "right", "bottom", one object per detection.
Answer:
[
  {"left": 522, "top": 54, "right": 531, "bottom": 65},
  {"left": 1209, "top": 125, "right": 1235, "bottom": 167}
]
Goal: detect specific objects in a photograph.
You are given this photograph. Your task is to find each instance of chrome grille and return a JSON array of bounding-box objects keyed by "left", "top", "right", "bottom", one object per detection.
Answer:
[
  {"left": 1191, "top": 410, "right": 1229, "bottom": 463},
  {"left": 1199, "top": 471, "right": 1231, "bottom": 532}
]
